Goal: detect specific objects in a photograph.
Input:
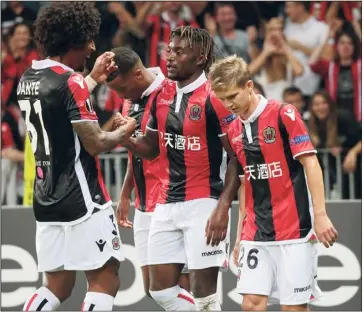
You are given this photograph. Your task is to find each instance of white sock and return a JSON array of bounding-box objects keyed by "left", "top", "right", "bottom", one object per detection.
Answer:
[
  {"left": 81, "top": 292, "right": 114, "bottom": 311},
  {"left": 195, "top": 293, "right": 221, "bottom": 311},
  {"left": 23, "top": 286, "right": 61, "bottom": 311},
  {"left": 150, "top": 285, "right": 198, "bottom": 311}
]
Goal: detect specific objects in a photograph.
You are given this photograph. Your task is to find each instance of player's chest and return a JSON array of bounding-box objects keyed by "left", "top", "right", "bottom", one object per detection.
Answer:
[
  {"left": 230, "top": 118, "right": 282, "bottom": 159},
  {"left": 156, "top": 93, "right": 207, "bottom": 135},
  {"left": 127, "top": 102, "right": 150, "bottom": 137}
]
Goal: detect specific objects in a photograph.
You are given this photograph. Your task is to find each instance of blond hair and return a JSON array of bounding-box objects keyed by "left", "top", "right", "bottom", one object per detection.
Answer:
[{"left": 209, "top": 55, "right": 251, "bottom": 92}]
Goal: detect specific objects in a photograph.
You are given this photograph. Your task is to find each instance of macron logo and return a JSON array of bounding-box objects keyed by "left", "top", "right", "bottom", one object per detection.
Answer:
[
  {"left": 71, "top": 74, "right": 85, "bottom": 89},
  {"left": 284, "top": 108, "right": 295, "bottom": 121}
]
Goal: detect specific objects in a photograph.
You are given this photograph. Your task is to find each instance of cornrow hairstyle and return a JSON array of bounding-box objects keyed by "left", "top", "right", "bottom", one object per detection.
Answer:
[{"left": 170, "top": 26, "right": 215, "bottom": 73}]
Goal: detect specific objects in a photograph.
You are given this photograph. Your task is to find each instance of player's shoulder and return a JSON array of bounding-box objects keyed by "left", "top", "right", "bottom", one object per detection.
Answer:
[
  {"left": 157, "top": 79, "right": 176, "bottom": 102},
  {"left": 66, "top": 72, "right": 88, "bottom": 91}
]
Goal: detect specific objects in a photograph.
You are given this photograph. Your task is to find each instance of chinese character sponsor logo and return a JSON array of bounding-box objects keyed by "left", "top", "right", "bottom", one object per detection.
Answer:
[
  {"left": 220, "top": 114, "right": 237, "bottom": 126},
  {"left": 244, "top": 162, "right": 282, "bottom": 180},
  {"left": 290, "top": 135, "right": 310, "bottom": 145},
  {"left": 263, "top": 126, "right": 276, "bottom": 144},
  {"left": 189, "top": 104, "right": 202, "bottom": 121},
  {"left": 160, "top": 132, "right": 201, "bottom": 151}
]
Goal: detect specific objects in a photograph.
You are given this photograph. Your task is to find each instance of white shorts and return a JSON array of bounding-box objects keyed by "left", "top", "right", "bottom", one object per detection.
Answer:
[
  {"left": 36, "top": 206, "right": 124, "bottom": 272},
  {"left": 236, "top": 242, "right": 323, "bottom": 305},
  {"left": 148, "top": 198, "right": 229, "bottom": 270},
  {"left": 133, "top": 209, "right": 153, "bottom": 267}
]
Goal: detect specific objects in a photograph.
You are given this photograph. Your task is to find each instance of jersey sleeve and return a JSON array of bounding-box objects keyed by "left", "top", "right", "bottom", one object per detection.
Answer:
[
  {"left": 65, "top": 73, "right": 98, "bottom": 123},
  {"left": 279, "top": 104, "right": 316, "bottom": 159},
  {"left": 208, "top": 92, "right": 237, "bottom": 135},
  {"left": 146, "top": 94, "right": 158, "bottom": 132}
]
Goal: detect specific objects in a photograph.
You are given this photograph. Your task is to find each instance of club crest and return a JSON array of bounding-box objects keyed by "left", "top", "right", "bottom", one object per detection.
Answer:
[
  {"left": 263, "top": 126, "right": 276, "bottom": 144},
  {"left": 189, "top": 104, "right": 202, "bottom": 121}
]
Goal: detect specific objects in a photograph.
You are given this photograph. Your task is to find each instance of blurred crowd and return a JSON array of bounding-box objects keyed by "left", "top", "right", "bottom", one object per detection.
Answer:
[{"left": 1, "top": 1, "right": 362, "bottom": 204}]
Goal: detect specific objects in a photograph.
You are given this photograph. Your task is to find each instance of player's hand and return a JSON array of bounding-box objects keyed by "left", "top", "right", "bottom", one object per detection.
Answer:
[
  {"left": 232, "top": 240, "right": 241, "bottom": 266},
  {"left": 314, "top": 213, "right": 338, "bottom": 248},
  {"left": 343, "top": 150, "right": 358, "bottom": 173},
  {"left": 90, "top": 52, "right": 118, "bottom": 83},
  {"left": 112, "top": 113, "right": 127, "bottom": 130},
  {"left": 205, "top": 208, "right": 229, "bottom": 247},
  {"left": 116, "top": 197, "right": 133, "bottom": 228}
]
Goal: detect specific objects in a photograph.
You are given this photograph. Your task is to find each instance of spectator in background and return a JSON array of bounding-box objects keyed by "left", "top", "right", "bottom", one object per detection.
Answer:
[
  {"left": 1, "top": 22, "right": 39, "bottom": 108},
  {"left": 205, "top": 3, "right": 250, "bottom": 61},
  {"left": 307, "top": 90, "right": 361, "bottom": 199},
  {"left": 108, "top": 1, "right": 148, "bottom": 63},
  {"left": 1, "top": 1, "right": 36, "bottom": 36},
  {"left": 309, "top": 29, "right": 361, "bottom": 122},
  {"left": 284, "top": 1, "right": 329, "bottom": 97},
  {"left": 126, "top": 2, "right": 199, "bottom": 75},
  {"left": 283, "top": 86, "right": 310, "bottom": 121},
  {"left": 249, "top": 18, "right": 304, "bottom": 101},
  {"left": 1, "top": 116, "right": 24, "bottom": 205}
]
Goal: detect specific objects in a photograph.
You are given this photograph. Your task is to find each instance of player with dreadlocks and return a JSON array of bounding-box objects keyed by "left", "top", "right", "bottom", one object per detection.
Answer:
[{"left": 114, "top": 26, "right": 236, "bottom": 311}]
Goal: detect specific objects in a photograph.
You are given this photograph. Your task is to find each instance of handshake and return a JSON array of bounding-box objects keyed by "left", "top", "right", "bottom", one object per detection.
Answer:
[{"left": 112, "top": 113, "right": 138, "bottom": 145}]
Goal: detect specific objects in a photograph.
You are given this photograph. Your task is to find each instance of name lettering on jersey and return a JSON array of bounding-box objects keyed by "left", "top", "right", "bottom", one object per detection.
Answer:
[
  {"left": 133, "top": 104, "right": 139, "bottom": 112},
  {"left": 283, "top": 107, "right": 296, "bottom": 121},
  {"left": 244, "top": 162, "right": 282, "bottom": 180},
  {"left": 17, "top": 81, "right": 40, "bottom": 96},
  {"left": 160, "top": 131, "right": 201, "bottom": 151},
  {"left": 160, "top": 99, "right": 174, "bottom": 105}
]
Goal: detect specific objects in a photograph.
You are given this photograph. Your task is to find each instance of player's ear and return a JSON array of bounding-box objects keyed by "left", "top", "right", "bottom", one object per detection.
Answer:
[
  {"left": 196, "top": 54, "right": 206, "bottom": 67},
  {"left": 134, "top": 68, "right": 143, "bottom": 80},
  {"left": 246, "top": 80, "right": 254, "bottom": 93}
]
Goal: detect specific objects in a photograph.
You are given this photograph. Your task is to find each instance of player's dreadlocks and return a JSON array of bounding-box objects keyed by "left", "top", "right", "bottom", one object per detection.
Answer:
[{"left": 170, "top": 26, "right": 215, "bottom": 73}]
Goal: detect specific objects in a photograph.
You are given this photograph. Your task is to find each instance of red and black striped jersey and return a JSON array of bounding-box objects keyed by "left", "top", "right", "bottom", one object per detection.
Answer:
[
  {"left": 121, "top": 68, "right": 166, "bottom": 212},
  {"left": 17, "top": 59, "right": 111, "bottom": 225},
  {"left": 147, "top": 13, "right": 199, "bottom": 75},
  {"left": 228, "top": 96, "right": 317, "bottom": 244},
  {"left": 147, "top": 72, "right": 237, "bottom": 204}
]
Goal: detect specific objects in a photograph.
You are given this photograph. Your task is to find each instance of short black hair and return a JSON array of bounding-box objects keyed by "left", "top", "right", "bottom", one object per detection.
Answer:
[
  {"left": 283, "top": 86, "right": 303, "bottom": 97},
  {"left": 170, "top": 26, "right": 215, "bottom": 73},
  {"left": 106, "top": 47, "right": 141, "bottom": 82},
  {"left": 34, "top": 2, "right": 100, "bottom": 57}
]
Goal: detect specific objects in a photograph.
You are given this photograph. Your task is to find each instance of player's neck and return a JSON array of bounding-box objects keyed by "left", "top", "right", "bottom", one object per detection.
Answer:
[
  {"left": 240, "top": 93, "right": 260, "bottom": 120},
  {"left": 137, "top": 69, "right": 157, "bottom": 99},
  {"left": 177, "top": 70, "right": 203, "bottom": 89},
  {"left": 47, "top": 55, "right": 74, "bottom": 70},
  {"left": 296, "top": 13, "right": 310, "bottom": 24}
]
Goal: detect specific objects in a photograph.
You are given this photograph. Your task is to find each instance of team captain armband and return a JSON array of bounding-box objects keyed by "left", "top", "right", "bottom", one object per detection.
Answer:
[{"left": 65, "top": 73, "right": 98, "bottom": 123}]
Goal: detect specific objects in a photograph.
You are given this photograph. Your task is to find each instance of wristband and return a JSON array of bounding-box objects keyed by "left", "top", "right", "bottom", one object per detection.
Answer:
[{"left": 85, "top": 75, "right": 98, "bottom": 93}]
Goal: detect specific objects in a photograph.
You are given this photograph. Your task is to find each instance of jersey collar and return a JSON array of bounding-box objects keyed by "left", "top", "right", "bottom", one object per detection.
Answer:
[
  {"left": 31, "top": 59, "right": 74, "bottom": 72},
  {"left": 141, "top": 67, "right": 165, "bottom": 98},
  {"left": 240, "top": 95, "right": 268, "bottom": 124},
  {"left": 176, "top": 71, "right": 207, "bottom": 94}
]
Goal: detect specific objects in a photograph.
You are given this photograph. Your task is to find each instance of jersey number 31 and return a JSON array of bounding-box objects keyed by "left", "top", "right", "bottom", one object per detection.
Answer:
[{"left": 18, "top": 99, "right": 50, "bottom": 155}]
